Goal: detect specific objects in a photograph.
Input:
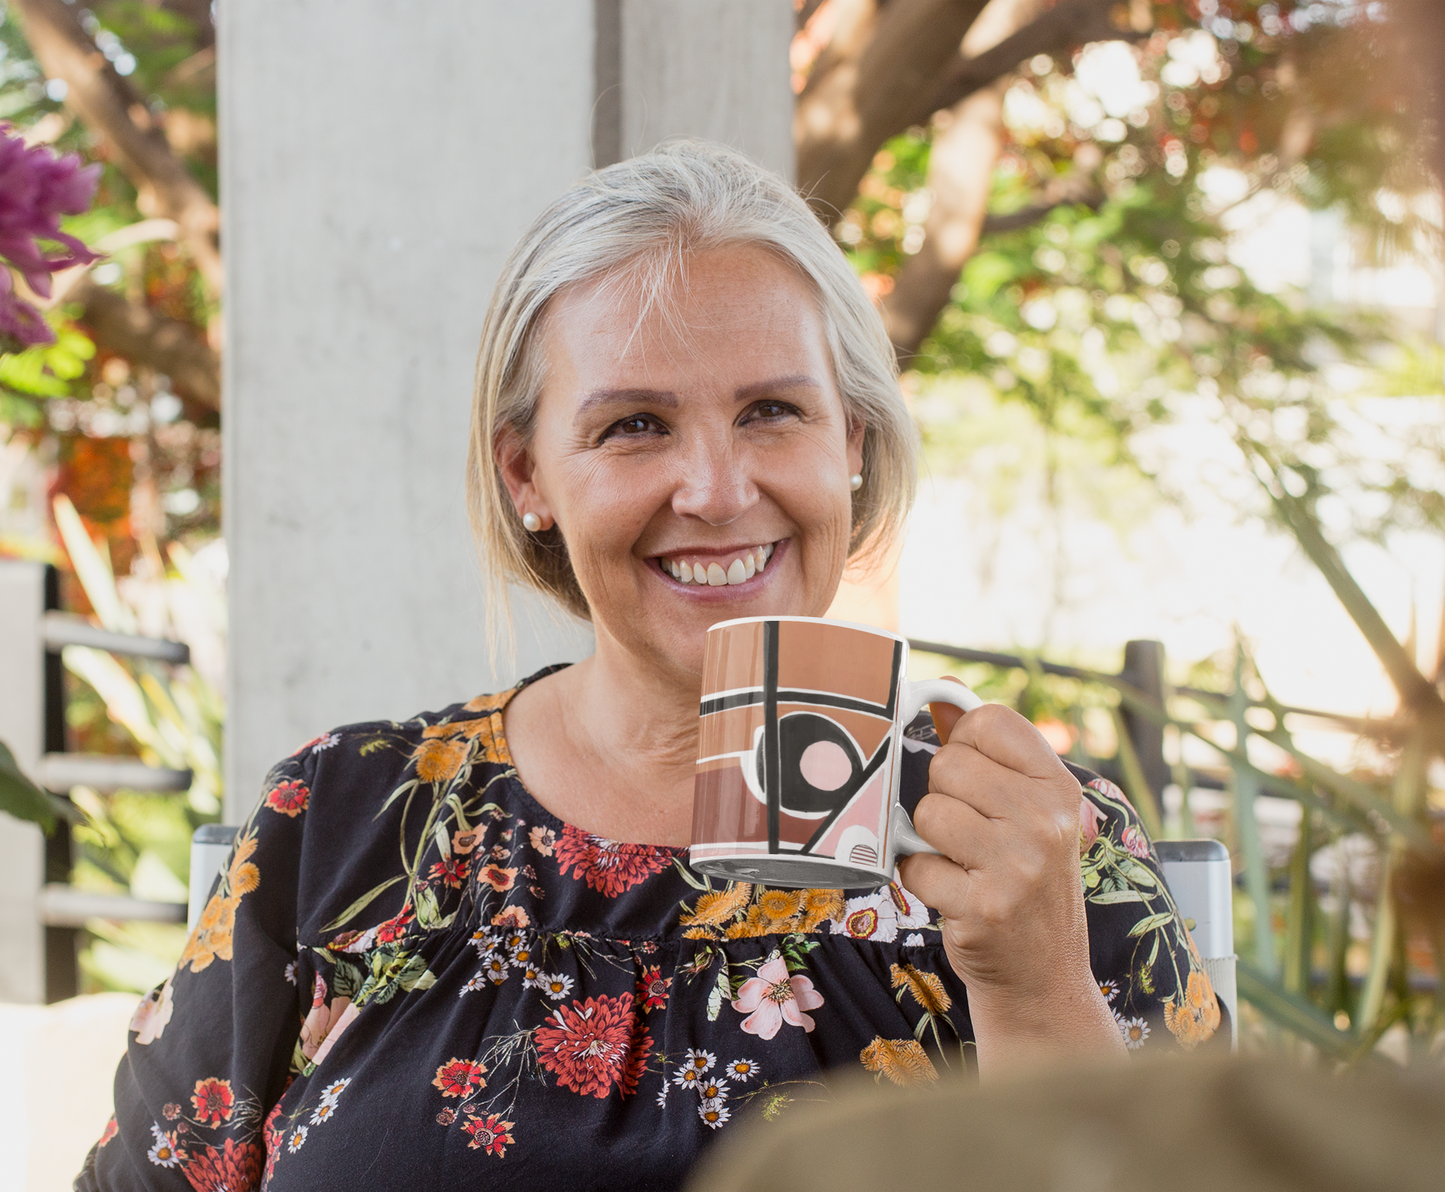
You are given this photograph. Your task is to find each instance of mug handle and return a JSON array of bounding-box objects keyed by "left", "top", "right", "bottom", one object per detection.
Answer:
[{"left": 888, "top": 678, "right": 985, "bottom": 860}]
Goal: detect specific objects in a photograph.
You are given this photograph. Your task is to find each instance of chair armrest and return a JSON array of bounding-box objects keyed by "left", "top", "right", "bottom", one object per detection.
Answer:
[
  {"left": 188, "top": 824, "right": 240, "bottom": 930},
  {"left": 1156, "top": 838, "right": 1237, "bottom": 1049}
]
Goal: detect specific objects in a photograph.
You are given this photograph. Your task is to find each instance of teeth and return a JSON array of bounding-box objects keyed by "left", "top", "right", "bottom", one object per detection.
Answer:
[{"left": 661, "top": 543, "right": 776, "bottom": 586}]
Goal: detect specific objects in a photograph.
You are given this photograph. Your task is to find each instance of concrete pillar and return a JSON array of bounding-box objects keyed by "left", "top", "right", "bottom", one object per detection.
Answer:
[
  {"left": 219, "top": 2, "right": 794, "bottom": 821},
  {"left": 0, "top": 560, "right": 46, "bottom": 1004}
]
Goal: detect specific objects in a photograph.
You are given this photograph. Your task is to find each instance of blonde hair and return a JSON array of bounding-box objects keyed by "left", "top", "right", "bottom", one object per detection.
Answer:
[{"left": 466, "top": 139, "right": 917, "bottom": 629}]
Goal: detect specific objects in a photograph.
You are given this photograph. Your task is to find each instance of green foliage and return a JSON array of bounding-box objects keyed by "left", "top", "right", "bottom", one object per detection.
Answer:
[{"left": 0, "top": 738, "right": 78, "bottom": 833}]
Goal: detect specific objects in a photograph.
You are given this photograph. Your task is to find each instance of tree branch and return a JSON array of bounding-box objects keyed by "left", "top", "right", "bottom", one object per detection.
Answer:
[
  {"left": 796, "top": 0, "right": 992, "bottom": 221},
  {"left": 11, "top": 0, "right": 221, "bottom": 297},
  {"left": 882, "top": 83, "right": 1007, "bottom": 361},
  {"left": 909, "top": 0, "right": 1148, "bottom": 128},
  {"left": 70, "top": 278, "right": 220, "bottom": 410}
]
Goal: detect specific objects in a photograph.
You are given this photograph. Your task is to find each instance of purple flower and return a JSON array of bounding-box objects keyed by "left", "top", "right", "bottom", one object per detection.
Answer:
[{"left": 0, "top": 123, "right": 100, "bottom": 347}]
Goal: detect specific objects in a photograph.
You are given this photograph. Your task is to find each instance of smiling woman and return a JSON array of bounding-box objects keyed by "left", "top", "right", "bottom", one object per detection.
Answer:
[{"left": 79, "top": 142, "right": 1220, "bottom": 1192}]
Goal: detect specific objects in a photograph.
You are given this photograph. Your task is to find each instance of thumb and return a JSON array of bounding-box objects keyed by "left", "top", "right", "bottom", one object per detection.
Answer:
[{"left": 927, "top": 675, "right": 969, "bottom": 744}]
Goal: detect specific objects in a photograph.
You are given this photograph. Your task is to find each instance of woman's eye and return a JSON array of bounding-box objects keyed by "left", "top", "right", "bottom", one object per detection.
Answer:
[
  {"left": 745, "top": 400, "right": 800, "bottom": 423},
  {"left": 601, "top": 414, "right": 663, "bottom": 441}
]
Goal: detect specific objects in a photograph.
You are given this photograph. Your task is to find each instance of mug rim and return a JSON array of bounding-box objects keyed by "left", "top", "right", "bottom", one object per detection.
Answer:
[{"left": 705, "top": 614, "right": 908, "bottom": 645}]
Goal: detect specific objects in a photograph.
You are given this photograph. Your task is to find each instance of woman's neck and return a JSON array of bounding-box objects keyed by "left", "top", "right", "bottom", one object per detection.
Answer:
[{"left": 502, "top": 640, "right": 703, "bottom": 847}]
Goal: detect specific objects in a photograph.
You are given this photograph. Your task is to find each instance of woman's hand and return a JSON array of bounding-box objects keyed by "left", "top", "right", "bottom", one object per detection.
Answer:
[{"left": 897, "top": 689, "right": 1125, "bottom": 1075}]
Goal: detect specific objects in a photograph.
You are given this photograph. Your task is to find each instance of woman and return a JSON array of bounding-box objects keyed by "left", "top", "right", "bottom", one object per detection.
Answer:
[{"left": 81, "top": 142, "right": 1220, "bottom": 1192}]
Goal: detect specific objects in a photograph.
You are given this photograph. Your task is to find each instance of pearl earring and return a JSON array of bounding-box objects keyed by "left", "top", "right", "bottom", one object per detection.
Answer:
[
  {"left": 522, "top": 512, "right": 542, "bottom": 532},
  {"left": 849, "top": 473, "right": 863, "bottom": 491}
]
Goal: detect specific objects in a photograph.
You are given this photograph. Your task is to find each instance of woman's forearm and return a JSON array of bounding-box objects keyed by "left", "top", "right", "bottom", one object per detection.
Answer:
[{"left": 966, "top": 971, "right": 1127, "bottom": 1079}]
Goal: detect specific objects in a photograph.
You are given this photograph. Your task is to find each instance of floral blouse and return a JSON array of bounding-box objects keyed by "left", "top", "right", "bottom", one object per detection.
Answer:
[{"left": 78, "top": 667, "right": 1223, "bottom": 1191}]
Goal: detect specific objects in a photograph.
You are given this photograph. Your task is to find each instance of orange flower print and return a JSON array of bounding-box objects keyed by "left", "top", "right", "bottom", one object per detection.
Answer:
[
  {"left": 1163, "top": 969, "right": 1220, "bottom": 1050},
  {"left": 491, "top": 904, "right": 531, "bottom": 930},
  {"left": 461, "top": 1114, "right": 515, "bottom": 1156},
  {"left": 528, "top": 825, "right": 557, "bottom": 856},
  {"left": 452, "top": 827, "right": 482, "bottom": 855},
  {"left": 413, "top": 713, "right": 508, "bottom": 784},
  {"left": 190, "top": 1077, "right": 234, "bottom": 1126},
  {"left": 263, "top": 780, "right": 309, "bottom": 817},
  {"left": 180, "top": 831, "right": 259, "bottom": 973},
  {"left": 860, "top": 1037, "right": 938, "bottom": 1086},
  {"left": 479, "top": 864, "right": 518, "bottom": 892},
  {"left": 96, "top": 1116, "right": 118, "bottom": 1148},
  {"left": 433, "top": 1058, "right": 487, "bottom": 1099}
]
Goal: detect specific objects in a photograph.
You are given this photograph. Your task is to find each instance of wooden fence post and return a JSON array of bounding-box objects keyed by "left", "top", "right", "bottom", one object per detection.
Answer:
[{"left": 1120, "top": 639, "right": 1170, "bottom": 799}]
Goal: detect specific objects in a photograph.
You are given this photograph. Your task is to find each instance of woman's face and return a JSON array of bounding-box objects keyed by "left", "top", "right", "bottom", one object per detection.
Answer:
[{"left": 499, "top": 244, "right": 865, "bottom": 683}]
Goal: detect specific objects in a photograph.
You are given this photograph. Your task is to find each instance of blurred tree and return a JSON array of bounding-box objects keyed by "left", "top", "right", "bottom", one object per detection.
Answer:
[{"left": 799, "top": 0, "right": 1445, "bottom": 750}]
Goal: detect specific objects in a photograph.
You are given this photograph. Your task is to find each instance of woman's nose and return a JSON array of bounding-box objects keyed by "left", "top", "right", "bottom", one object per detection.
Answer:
[{"left": 670, "top": 445, "right": 759, "bottom": 526}]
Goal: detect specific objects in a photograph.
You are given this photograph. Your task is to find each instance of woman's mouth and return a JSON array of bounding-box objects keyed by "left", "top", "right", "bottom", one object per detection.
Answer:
[{"left": 654, "top": 542, "right": 777, "bottom": 587}]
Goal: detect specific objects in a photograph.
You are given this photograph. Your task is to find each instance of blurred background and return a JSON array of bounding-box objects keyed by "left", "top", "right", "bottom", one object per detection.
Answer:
[{"left": 0, "top": 1, "right": 1441, "bottom": 1186}]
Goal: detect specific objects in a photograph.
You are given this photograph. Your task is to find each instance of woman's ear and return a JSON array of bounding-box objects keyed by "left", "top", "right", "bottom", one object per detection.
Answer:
[{"left": 494, "top": 425, "right": 550, "bottom": 525}]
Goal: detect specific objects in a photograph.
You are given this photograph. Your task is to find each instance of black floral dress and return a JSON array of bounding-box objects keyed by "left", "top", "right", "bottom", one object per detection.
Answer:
[{"left": 78, "top": 667, "right": 1223, "bottom": 1191}]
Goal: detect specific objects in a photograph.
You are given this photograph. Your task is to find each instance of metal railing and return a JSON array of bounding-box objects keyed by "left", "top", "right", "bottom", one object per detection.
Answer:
[{"left": 0, "top": 560, "right": 192, "bottom": 1003}]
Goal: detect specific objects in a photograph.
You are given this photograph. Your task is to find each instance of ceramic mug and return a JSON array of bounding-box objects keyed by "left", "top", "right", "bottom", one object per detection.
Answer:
[{"left": 688, "top": 616, "right": 981, "bottom": 889}]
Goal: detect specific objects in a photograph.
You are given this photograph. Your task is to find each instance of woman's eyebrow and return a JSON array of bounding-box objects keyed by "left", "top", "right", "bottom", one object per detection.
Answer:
[
  {"left": 574, "top": 387, "right": 679, "bottom": 420},
  {"left": 734, "top": 375, "right": 820, "bottom": 401}
]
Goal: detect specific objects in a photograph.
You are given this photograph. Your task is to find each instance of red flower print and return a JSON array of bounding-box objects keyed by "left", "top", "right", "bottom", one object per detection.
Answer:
[
  {"left": 432, "top": 1057, "right": 487, "bottom": 1098},
  {"left": 535, "top": 993, "right": 652, "bottom": 1099},
  {"left": 553, "top": 825, "right": 671, "bottom": 897},
  {"left": 264, "top": 780, "right": 310, "bottom": 817},
  {"left": 262, "top": 1099, "right": 286, "bottom": 1181},
  {"left": 636, "top": 965, "right": 671, "bottom": 1012},
  {"left": 181, "top": 1138, "right": 263, "bottom": 1192},
  {"left": 375, "top": 907, "right": 415, "bottom": 944},
  {"left": 428, "top": 857, "right": 470, "bottom": 888},
  {"left": 97, "top": 1116, "right": 118, "bottom": 1148},
  {"left": 189, "top": 1078, "right": 234, "bottom": 1126},
  {"left": 462, "top": 1113, "right": 515, "bottom": 1156}
]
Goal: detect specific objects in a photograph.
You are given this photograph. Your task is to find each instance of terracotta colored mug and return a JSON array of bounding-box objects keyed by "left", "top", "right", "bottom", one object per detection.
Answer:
[{"left": 689, "top": 616, "right": 981, "bottom": 889}]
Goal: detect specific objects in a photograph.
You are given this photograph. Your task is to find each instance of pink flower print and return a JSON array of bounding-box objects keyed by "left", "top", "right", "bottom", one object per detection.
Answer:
[
  {"left": 1121, "top": 824, "right": 1151, "bottom": 859},
  {"left": 731, "top": 955, "right": 824, "bottom": 1040},
  {"left": 1079, "top": 797, "right": 1106, "bottom": 855}
]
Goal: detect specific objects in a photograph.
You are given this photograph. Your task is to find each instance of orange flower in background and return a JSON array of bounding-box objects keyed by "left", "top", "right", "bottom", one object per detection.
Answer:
[
  {"left": 860, "top": 1037, "right": 938, "bottom": 1086},
  {"left": 1163, "top": 968, "right": 1220, "bottom": 1050},
  {"left": 190, "top": 1077, "right": 234, "bottom": 1126},
  {"left": 479, "top": 864, "right": 518, "bottom": 893}
]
